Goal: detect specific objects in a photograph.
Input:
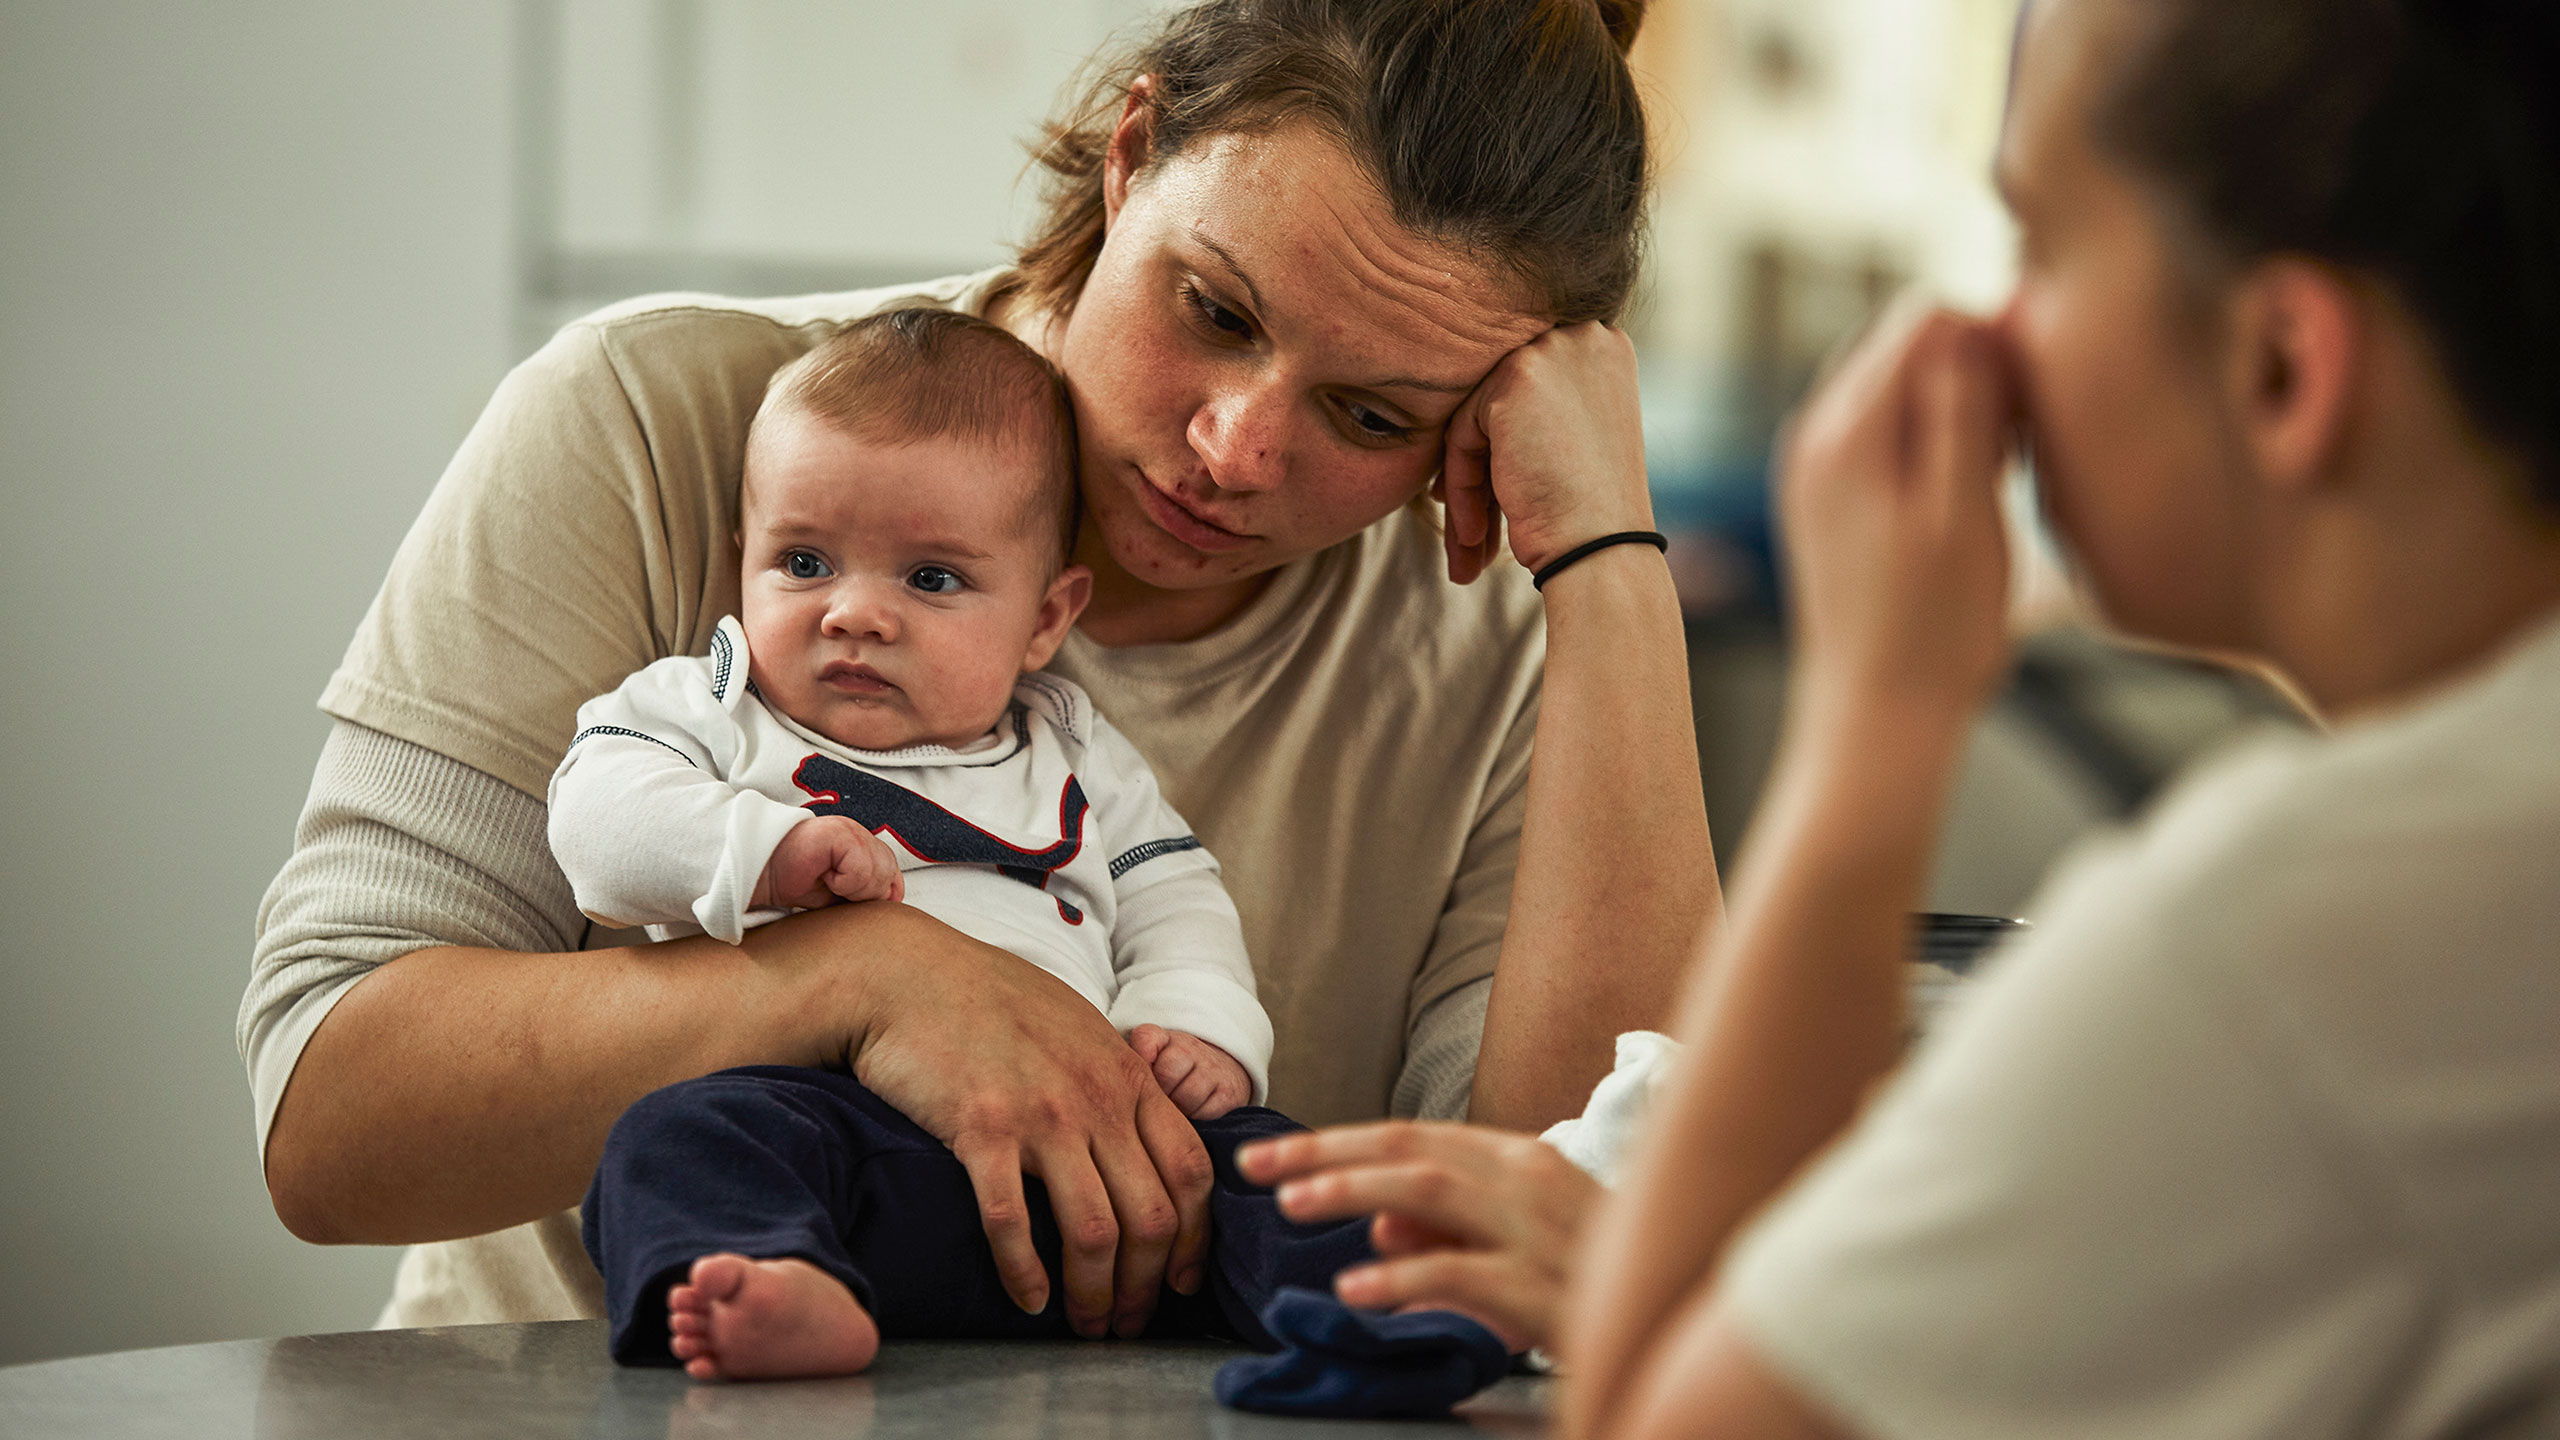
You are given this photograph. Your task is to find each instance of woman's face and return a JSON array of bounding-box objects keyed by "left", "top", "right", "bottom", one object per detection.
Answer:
[
  {"left": 1995, "top": 0, "right": 2255, "bottom": 651},
  {"left": 1052, "top": 123, "right": 1549, "bottom": 592}
]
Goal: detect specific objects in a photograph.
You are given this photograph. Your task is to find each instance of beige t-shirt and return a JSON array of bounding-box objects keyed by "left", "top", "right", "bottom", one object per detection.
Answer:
[
  {"left": 1722, "top": 610, "right": 2560, "bottom": 1440},
  {"left": 323, "top": 271, "right": 1545, "bottom": 1324}
]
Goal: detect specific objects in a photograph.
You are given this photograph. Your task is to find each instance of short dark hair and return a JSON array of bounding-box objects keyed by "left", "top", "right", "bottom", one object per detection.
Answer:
[
  {"left": 1008, "top": 0, "right": 1652, "bottom": 327},
  {"left": 2090, "top": 0, "right": 2560, "bottom": 512},
  {"left": 759, "top": 307, "right": 1081, "bottom": 560}
]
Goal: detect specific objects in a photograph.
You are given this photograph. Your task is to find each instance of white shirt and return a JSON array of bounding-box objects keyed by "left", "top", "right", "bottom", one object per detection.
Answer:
[
  {"left": 547, "top": 616, "right": 1274, "bottom": 1101},
  {"left": 1721, "top": 611, "right": 2560, "bottom": 1440}
]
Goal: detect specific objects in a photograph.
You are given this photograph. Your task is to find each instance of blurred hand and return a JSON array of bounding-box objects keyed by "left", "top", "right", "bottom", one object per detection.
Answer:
[
  {"left": 1777, "top": 303, "right": 2019, "bottom": 729},
  {"left": 753, "top": 815, "right": 904, "bottom": 910},
  {"left": 1436, "top": 322, "right": 1657, "bottom": 583},
  {"left": 1238, "top": 1120, "right": 1602, "bottom": 1351},
  {"left": 1125, "top": 1024, "right": 1252, "bottom": 1120}
]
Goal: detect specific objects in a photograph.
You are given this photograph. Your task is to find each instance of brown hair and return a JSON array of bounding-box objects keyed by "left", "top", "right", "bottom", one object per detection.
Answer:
[
  {"left": 1008, "top": 0, "right": 1651, "bottom": 326},
  {"left": 2090, "top": 0, "right": 2560, "bottom": 511},
  {"left": 757, "top": 307, "right": 1082, "bottom": 561}
]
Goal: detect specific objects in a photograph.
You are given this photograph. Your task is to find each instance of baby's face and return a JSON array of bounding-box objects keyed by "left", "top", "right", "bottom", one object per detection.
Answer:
[{"left": 738, "top": 405, "right": 1086, "bottom": 752}]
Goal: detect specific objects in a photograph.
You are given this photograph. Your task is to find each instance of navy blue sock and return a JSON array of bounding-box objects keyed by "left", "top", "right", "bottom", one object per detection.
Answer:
[{"left": 1213, "top": 1286, "right": 1511, "bottom": 1418}]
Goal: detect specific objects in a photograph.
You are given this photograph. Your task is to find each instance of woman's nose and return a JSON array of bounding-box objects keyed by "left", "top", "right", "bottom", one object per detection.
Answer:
[
  {"left": 1187, "top": 380, "right": 1288, "bottom": 493},
  {"left": 822, "top": 582, "right": 899, "bottom": 643}
]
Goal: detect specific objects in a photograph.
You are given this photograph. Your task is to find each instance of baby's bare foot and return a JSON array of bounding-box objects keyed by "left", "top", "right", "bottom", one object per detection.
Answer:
[{"left": 666, "top": 1253, "right": 880, "bottom": 1381}]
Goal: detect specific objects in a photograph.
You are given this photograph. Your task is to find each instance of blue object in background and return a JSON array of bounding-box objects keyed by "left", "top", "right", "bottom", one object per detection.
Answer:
[{"left": 1650, "top": 455, "right": 1780, "bottom": 617}]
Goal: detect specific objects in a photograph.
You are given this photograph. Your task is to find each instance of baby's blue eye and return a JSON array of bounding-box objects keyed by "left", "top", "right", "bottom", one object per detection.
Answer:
[
  {"left": 782, "top": 550, "right": 831, "bottom": 580},
  {"left": 909, "top": 565, "right": 964, "bottom": 595}
]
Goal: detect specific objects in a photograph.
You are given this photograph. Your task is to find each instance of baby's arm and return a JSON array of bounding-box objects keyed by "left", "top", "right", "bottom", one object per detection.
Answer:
[
  {"left": 1105, "top": 872, "right": 1272, "bottom": 1117},
  {"left": 1081, "top": 714, "right": 1274, "bottom": 1112},
  {"left": 548, "top": 659, "right": 811, "bottom": 944}
]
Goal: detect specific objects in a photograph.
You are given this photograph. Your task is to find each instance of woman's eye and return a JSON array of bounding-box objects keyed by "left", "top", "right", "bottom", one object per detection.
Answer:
[
  {"left": 908, "top": 565, "right": 964, "bottom": 595},
  {"left": 782, "top": 550, "right": 830, "bottom": 580},
  {"left": 1341, "top": 400, "right": 1412, "bottom": 442},
  {"left": 1183, "top": 282, "right": 1255, "bottom": 341}
]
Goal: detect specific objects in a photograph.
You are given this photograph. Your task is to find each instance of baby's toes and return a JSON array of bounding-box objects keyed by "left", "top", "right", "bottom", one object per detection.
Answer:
[{"left": 689, "top": 1253, "right": 752, "bottom": 1302}]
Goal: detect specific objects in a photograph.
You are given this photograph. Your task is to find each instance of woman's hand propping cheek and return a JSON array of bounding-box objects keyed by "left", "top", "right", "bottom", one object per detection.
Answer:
[{"left": 1436, "top": 322, "right": 1656, "bottom": 584}]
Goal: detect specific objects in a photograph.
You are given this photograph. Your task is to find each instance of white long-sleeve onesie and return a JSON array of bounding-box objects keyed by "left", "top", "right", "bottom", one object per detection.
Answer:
[{"left": 546, "top": 617, "right": 1274, "bottom": 1101}]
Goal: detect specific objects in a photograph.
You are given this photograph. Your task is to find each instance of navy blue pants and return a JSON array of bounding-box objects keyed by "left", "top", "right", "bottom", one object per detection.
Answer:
[{"left": 582, "top": 1065, "right": 1373, "bottom": 1365}]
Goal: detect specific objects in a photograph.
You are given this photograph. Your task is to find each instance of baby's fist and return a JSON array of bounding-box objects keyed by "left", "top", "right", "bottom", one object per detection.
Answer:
[
  {"left": 1125, "top": 1024, "right": 1252, "bottom": 1121},
  {"left": 754, "top": 816, "right": 904, "bottom": 911}
]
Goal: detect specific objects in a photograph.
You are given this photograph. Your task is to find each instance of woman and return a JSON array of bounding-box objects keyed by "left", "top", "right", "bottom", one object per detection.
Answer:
[
  {"left": 240, "top": 0, "right": 1717, "bottom": 1343},
  {"left": 1250, "top": 0, "right": 2560, "bottom": 1432}
]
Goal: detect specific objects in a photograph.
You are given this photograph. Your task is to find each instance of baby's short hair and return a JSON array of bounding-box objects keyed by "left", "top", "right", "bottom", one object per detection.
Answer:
[{"left": 757, "top": 307, "right": 1080, "bottom": 561}]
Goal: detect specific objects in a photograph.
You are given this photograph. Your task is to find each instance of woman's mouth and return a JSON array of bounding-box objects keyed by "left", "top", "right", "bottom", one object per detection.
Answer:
[
  {"left": 1133, "top": 470, "right": 1254, "bottom": 554},
  {"left": 819, "top": 660, "right": 896, "bottom": 696}
]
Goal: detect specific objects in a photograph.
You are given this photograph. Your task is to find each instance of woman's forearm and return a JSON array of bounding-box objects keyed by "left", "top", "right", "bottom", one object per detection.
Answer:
[
  {"left": 1560, "top": 698, "right": 1968, "bottom": 1437},
  {"left": 1471, "top": 546, "right": 1719, "bottom": 1131},
  {"left": 262, "top": 905, "right": 897, "bottom": 1245}
]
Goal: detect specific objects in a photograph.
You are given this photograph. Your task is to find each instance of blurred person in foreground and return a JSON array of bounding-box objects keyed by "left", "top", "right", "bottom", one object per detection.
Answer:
[{"left": 1246, "top": 0, "right": 2560, "bottom": 1433}]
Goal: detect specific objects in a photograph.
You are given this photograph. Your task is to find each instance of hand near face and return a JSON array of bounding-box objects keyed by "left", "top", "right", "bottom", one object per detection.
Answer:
[
  {"left": 1124, "top": 1023, "right": 1252, "bottom": 1120},
  {"left": 1779, "top": 304, "right": 2020, "bottom": 729},
  {"left": 1236, "top": 1121, "right": 1602, "bottom": 1352},
  {"left": 1436, "top": 322, "right": 1656, "bottom": 583},
  {"left": 754, "top": 815, "right": 906, "bottom": 911}
]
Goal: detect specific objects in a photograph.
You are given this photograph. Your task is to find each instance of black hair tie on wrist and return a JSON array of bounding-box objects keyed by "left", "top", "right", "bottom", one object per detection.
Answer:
[{"left": 1530, "top": 530, "right": 1669, "bottom": 591}]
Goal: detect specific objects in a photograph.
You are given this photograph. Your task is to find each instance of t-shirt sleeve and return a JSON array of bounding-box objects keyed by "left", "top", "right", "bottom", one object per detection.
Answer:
[
  {"left": 1081, "top": 711, "right": 1274, "bottom": 1102},
  {"left": 242, "top": 722, "right": 584, "bottom": 1158},
  {"left": 319, "top": 310, "right": 788, "bottom": 799},
  {"left": 1717, "top": 835, "right": 2430, "bottom": 1440}
]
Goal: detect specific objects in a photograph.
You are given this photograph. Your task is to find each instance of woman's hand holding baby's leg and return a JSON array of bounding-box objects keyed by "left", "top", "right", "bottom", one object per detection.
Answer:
[
  {"left": 754, "top": 817, "right": 903, "bottom": 910},
  {"left": 1124, "top": 1024, "right": 1251, "bottom": 1120}
]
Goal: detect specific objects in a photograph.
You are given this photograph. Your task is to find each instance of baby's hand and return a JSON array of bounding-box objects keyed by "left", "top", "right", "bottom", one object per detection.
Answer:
[
  {"left": 1124, "top": 1024, "right": 1252, "bottom": 1121},
  {"left": 754, "top": 815, "right": 905, "bottom": 911}
]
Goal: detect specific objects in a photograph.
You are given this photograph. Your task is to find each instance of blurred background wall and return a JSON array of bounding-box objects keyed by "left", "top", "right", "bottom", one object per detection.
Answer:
[
  {"left": 2, "top": 2, "right": 516, "bottom": 1365},
  {"left": 0, "top": 0, "right": 2293, "bottom": 1366}
]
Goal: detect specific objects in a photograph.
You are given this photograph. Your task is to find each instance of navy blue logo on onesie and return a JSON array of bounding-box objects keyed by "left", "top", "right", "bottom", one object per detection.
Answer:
[{"left": 791, "top": 754, "right": 1090, "bottom": 924}]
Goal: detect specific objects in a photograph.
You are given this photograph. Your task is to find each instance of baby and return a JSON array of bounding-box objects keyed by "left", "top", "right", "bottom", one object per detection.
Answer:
[{"left": 551, "top": 309, "right": 1346, "bottom": 1379}]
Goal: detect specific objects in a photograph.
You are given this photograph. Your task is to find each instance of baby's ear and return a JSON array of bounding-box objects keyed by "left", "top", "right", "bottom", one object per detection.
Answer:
[{"left": 1024, "top": 563, "right": 1093, "bottom": 671}]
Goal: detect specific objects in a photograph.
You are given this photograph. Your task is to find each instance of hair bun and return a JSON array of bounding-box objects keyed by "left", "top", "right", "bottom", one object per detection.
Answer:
[{"left": 1592, "top": 0, "right": 1647, "bottom": 55}]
